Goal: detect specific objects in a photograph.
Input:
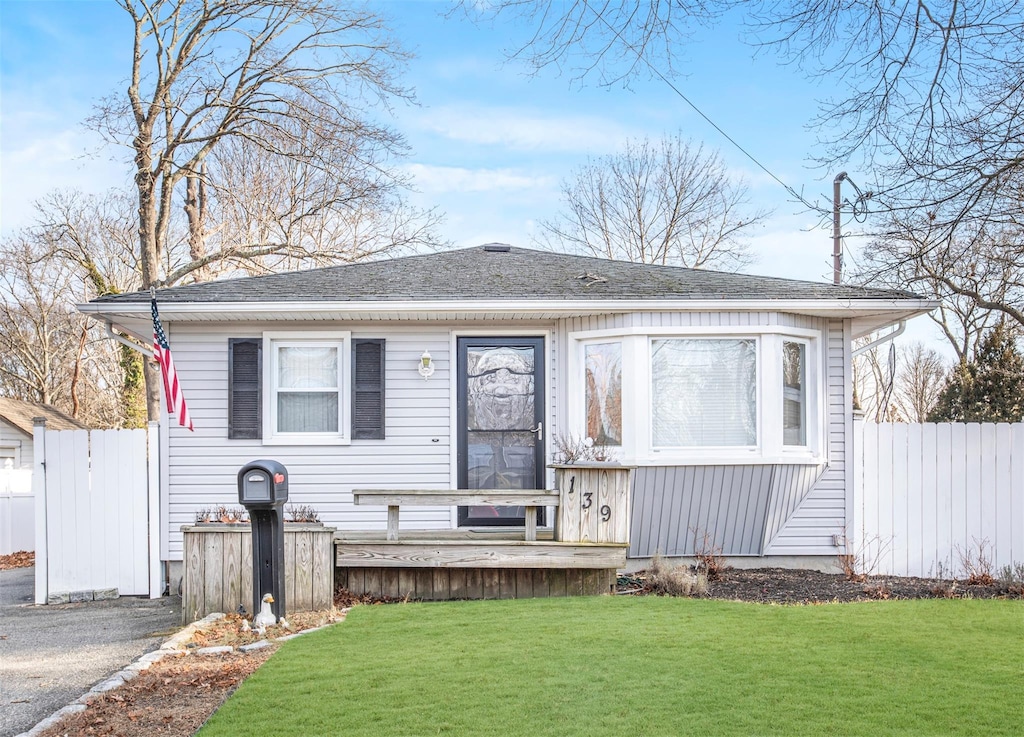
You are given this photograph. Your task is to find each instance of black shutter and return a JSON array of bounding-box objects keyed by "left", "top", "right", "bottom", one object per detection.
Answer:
[
  {"left": 352, "top": 339, "right": 385, "bottom": 439},
  {"left": 228, "top": 338, "right": 262, "bottom": 439}
]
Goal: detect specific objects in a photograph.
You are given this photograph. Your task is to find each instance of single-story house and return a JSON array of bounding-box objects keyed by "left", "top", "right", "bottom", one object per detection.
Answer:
[
  {"left": 79, "top": 245, "right": 935, "bottom": 583},
  {"left": 0, "top": 398, "right": 88, "bottom": 470}
]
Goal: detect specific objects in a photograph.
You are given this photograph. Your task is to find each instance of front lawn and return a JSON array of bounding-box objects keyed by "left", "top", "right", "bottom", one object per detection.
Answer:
[{"left": 200, "top": 597, "right": 1022, "bottom": 736}]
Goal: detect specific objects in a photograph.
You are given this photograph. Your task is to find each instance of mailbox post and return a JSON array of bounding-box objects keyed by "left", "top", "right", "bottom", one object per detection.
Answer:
[{"left": 238, "top": 460, "right": 289, "bottom": 622}]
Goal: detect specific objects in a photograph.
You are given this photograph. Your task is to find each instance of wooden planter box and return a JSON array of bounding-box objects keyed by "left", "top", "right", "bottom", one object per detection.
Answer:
[
  {"left": 181, "top": 523, "right": 335, "bottom": 624},
  {"left": 552, "top": 464, "right": 634, "bottom": 545}
]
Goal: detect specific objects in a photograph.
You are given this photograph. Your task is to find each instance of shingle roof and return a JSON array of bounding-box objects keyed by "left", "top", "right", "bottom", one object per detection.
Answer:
[
  {"left": 0, "top": 397, "right": 89, "bottom": 435},
  {"left": 94, "top": 245, "right": 921, "bottom": 304}
]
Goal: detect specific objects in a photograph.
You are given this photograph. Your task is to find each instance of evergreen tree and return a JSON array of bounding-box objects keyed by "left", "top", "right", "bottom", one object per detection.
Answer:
[{"left": 928, "top": 324, "right": 1024, "bottom": 422}]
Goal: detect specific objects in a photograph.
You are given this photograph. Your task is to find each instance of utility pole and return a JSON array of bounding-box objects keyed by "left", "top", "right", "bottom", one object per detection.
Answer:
[{"left": 833, "top": 172, "right": 848, "bottom": 285}]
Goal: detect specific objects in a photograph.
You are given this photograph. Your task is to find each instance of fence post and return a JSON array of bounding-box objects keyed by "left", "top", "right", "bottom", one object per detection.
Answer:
[
  {"left": 148, "top": 421, "right": 162, "bottom": 598},
  {"left": 32, "top": 417, "right": 47, "bottom": 605},
  {"left": 850, "top": 415, "right": 863, "bottom": 558}
]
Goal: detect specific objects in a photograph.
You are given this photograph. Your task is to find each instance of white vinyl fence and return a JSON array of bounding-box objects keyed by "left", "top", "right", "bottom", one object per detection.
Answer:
[
  {"left": 1, "top": 468, "right": 34, "bottom": 555},
  {"left": 34, "top": 422, "right": 161, "bottom": 603},
  {"left": 853, "top": 421, "right": 1024, "bottom": 578}
]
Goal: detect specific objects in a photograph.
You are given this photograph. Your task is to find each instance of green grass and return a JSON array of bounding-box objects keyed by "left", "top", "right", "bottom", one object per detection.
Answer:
[{"left": 200, "top": 597, "right": 1023, "bottom": 736}]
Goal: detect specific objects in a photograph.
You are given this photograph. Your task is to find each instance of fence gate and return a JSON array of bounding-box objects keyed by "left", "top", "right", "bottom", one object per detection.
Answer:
[
  {"left": 34, "top": 423, "right": 161, "bottom": 603},
  {"left": 1, "top": 468, "right": 33, "bottom": 555}
]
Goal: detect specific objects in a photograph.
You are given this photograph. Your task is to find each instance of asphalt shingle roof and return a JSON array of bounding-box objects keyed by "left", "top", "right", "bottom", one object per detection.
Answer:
[
  {"left": 0, "top": 397, "right": 89, "bottom": 435},
  {"left": 94, "top": 245, "right": 921, "bottom": 304}
]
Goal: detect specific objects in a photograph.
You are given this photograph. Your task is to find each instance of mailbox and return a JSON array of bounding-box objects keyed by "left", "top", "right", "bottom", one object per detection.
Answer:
[
  {"left": 238, "top": 460, "right": 288, "bottom": 507},
  {"left": 237, "top": 460, "right": 289, "bottom": 623}
]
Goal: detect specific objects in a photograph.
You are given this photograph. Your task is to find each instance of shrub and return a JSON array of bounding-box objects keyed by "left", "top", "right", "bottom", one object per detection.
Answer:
[
  {"left": 648, "top": 553, "right": 708, "bottom": 597},
  {"left": 996, "top": 562, "right": 1024, "bottom": 598},
  {"left": 691, "top": 528, "right": 726, "bottom": 581},
  {"left": 958, "top": 538, "right": 996, "bottom": 586}
]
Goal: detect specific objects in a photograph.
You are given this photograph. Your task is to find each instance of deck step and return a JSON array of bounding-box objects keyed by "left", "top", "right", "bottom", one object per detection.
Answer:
[{"left": 335, "top": 539, "right": 627, "bottom": 569}]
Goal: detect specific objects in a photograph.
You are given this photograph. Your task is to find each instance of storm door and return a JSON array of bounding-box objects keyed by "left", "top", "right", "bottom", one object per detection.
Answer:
[{"left": 457, "top": 337, "right": 545, "bottom": 527}]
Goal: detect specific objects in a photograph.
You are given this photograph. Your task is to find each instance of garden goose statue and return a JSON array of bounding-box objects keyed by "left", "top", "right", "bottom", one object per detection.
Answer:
[{"left": 253, "top": 593, "right": 277, "bottom": 633}]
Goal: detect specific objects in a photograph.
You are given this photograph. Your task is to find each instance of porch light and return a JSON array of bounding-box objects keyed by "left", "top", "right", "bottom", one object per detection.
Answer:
[{"left": 418, "top": 350, "right": 435, "bottom": 380}]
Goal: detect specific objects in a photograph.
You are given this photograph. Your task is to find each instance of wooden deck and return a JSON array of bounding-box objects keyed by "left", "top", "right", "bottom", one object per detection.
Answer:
[{"left": 334, "top": 529, "right": 625, "bottom": 600}]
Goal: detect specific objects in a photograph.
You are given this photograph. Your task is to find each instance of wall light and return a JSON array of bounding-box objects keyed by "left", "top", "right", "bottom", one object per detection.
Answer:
[{"left": 418, "top": 350, "right": 435, "bottom": 380}]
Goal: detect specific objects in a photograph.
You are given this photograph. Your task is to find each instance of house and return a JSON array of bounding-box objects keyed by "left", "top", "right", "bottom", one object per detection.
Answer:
[
  {"left": 79, "top": 245, "right": 935, "bottom": 586},
  {"left": 0, "top": 397, "right": 87, "bottom": 470}
]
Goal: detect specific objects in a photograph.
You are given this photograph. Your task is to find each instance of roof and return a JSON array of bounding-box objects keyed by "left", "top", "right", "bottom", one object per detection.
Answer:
[
  {"left": 81, "top": 245, "right": 936, "bottom": 339},
  {"left": 0, "top": 397, "right": 89, "bottom": 436},
  {"left": 95, "top": 245, "right": 921, "bottom": 304}
]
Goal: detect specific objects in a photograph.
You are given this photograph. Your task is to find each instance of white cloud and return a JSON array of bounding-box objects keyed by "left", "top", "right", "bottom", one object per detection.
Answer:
[
  {"left": 411, "top": 105, "right": 632, "bottom": 153},
  {"left": 405, "top": 163, "right": 557, "bottom": 194}
]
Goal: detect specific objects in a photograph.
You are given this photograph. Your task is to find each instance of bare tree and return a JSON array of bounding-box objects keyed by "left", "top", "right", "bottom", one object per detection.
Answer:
[
  {"left": 86, "top": 0, "right": 432, "bottom": 420},
  {"left": 536, "top": 134, "right": 766, "bottom": 268},
  {"left": 0, "top": 236, "right": 124, "bottom": 427},
  {"left": 858, "top": 212, "right": 1024, "bottom": 361},
  {"left": 891, "top": 342, "right": 947, "bottom": 422},
  {"left": 462, "top": 0, "right": 726, "bottom": 85}
]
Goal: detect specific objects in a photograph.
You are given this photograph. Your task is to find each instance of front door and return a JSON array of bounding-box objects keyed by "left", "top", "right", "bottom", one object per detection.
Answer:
[{"left": 457, "top": 337, "right": 545, "bottom": 527}]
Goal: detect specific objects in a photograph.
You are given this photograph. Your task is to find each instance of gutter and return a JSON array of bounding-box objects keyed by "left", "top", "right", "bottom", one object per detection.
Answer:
[{"left": 851, "top": 320, "right": 906, "bottom": 357}]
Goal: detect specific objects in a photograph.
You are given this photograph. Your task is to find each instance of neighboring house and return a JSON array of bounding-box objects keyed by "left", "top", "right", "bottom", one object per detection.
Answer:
[
  {"left": 79, "top": 245, "right": 936, "bottom": 579},
  {"left": 0, "top": 398, "right": 87, "bottom": 470}
]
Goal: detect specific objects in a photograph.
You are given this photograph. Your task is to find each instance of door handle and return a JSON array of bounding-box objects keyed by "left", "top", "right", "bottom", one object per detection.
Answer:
[{"left": 530, "top": 422, "right": 543, "bottom": 441}]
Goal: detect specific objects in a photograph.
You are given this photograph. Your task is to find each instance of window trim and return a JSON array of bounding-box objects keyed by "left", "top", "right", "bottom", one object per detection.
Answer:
[
  {"left": 262, "top": 331, "right": 351, "bottom": 445},
  {"left": 569, "top": 325, "right": 824, "bottom": 465}
]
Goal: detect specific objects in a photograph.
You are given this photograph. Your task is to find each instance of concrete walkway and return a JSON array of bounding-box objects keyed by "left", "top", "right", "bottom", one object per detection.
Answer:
[{"left": 0, "top": 566, "right": 180, "bottom": 737}]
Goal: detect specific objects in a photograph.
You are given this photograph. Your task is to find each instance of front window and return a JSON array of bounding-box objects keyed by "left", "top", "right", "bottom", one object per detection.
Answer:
[
  {"left": 651, "top": 338, "right": 757, "bottom": 447},
  {"left": 783, "top": 341, "right": 807, "bottom": 446},
  {"left": 585, "top": 342, "right": 622, "bottom": 446},
  {"left": 265, "top": 334, "right": 349, "bottom": 440}
]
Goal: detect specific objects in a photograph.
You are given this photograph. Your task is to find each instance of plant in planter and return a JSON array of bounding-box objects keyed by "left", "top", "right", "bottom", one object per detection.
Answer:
[
  {"left": 552, "top": 433, "right": 617, "bottom": 464},
  {"left": 285, "top": 504, "right": 321, "bottom": 524},
  {"left": 195, "top": 505, "right": 250, "bottom": 524}
]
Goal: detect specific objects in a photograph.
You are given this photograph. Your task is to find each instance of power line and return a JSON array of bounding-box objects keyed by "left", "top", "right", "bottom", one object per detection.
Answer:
[{"left": 585, "top": 4, "right": 826, "bottom": 214}]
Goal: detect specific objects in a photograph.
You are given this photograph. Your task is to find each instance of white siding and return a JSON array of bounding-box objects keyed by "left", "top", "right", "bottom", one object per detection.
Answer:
[
  {"left": 164, "top": 321, "right": 559, "bottom": 560},
  {"left": 0, "top": 420, "right": 31, "bottom": 469},
  {"left": 765, "top": 318, "right": 848, "bottom": 554}
]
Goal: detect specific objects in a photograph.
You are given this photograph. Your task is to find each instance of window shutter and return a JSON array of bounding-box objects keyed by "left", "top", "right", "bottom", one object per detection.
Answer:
[
  {"left": 352, "top": 339, "right": 385, "bottom": 439},
  {"left": 229, "top": 338, "right": 262, "bottom": 439}
]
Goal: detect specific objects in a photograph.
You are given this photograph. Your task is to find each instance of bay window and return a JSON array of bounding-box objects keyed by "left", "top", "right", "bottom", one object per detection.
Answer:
[
  {"left": 651, "top": 339, "right": 757, "bottom": 447},
  {"left": 782, "top": 341, "right": 807, "bottom": 446},
  {"left": 571, "top": 325, "right": 823, "bottom": 464}
]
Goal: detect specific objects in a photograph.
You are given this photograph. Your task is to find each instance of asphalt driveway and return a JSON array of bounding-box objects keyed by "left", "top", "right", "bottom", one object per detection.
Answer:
[{"left": 0, "top": 566, "right": 181, "bottom": 737}]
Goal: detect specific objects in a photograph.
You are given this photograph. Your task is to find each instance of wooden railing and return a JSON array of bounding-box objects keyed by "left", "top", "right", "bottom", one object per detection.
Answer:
[{"left": 352, "top": 488, "right": 560, "bottom": 542}]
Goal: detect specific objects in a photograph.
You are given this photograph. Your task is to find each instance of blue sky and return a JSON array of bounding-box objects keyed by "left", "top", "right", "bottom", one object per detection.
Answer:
[{"left": 0, "top": 0, "right": 915, "bottom": 305}]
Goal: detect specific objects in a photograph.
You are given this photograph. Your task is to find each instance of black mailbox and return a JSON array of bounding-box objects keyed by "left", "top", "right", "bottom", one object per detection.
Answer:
[
  {"left": 238, "top": 460, "right": 288, "bottom": 507},
  {"left": 237, "top": 460, "right": 289, "bottom": 623}
]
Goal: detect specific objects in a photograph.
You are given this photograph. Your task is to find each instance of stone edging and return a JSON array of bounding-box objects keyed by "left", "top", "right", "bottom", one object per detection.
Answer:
[{"left": 14, "top": 609, "right": 350, "bottom": 737}]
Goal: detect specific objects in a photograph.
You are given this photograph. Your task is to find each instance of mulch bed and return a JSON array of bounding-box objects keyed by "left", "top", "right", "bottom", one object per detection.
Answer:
[{"left": 618, "top": 566, "right": 1021, "bottom": 603}]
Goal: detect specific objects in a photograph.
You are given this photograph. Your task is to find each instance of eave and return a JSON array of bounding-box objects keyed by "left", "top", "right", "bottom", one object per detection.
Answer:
[{"left": 77, "top": 297, "right": 938, "bottom": 341}]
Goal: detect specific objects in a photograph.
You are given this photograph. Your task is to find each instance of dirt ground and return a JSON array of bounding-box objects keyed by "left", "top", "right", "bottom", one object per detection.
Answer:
[{"left": 29, "top": 569, "right": 1022, "bottom": 737}]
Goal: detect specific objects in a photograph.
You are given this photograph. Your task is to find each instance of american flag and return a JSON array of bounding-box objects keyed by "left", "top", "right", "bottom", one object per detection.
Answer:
[{"left": 151, "top": 297, "right": 194, "bottom": 431}]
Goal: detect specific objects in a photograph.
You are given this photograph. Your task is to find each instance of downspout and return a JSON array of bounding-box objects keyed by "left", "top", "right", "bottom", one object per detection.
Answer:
[{"left": 851, "top": 320, "right": 906, "bottom": 357}]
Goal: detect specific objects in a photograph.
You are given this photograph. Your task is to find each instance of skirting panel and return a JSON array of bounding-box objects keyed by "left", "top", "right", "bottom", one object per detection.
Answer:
[{"left": 337, "top": 567, "right": 618, "bottom": 600}]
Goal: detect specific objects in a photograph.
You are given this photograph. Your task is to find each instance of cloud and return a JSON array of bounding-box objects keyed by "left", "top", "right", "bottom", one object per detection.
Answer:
[
  {"left": 405, "top": 163, "right": 557, "bottom": 194},
  {"left": 411, "top": 105, "right": 632, "bottom": 153}
]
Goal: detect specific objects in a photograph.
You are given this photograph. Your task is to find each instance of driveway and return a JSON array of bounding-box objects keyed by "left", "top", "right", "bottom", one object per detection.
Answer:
[{"left": 0, "top": 566, "right": 181, "bottom": 737}]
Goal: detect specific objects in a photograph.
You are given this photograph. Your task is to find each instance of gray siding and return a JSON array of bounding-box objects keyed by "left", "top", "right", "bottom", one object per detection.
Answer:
[
  {"left": 0, "top": 420, "right": 30, "bottom": 469},
  {"left": 629, "top": 464, "right": 824, "bottom": 557}
]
